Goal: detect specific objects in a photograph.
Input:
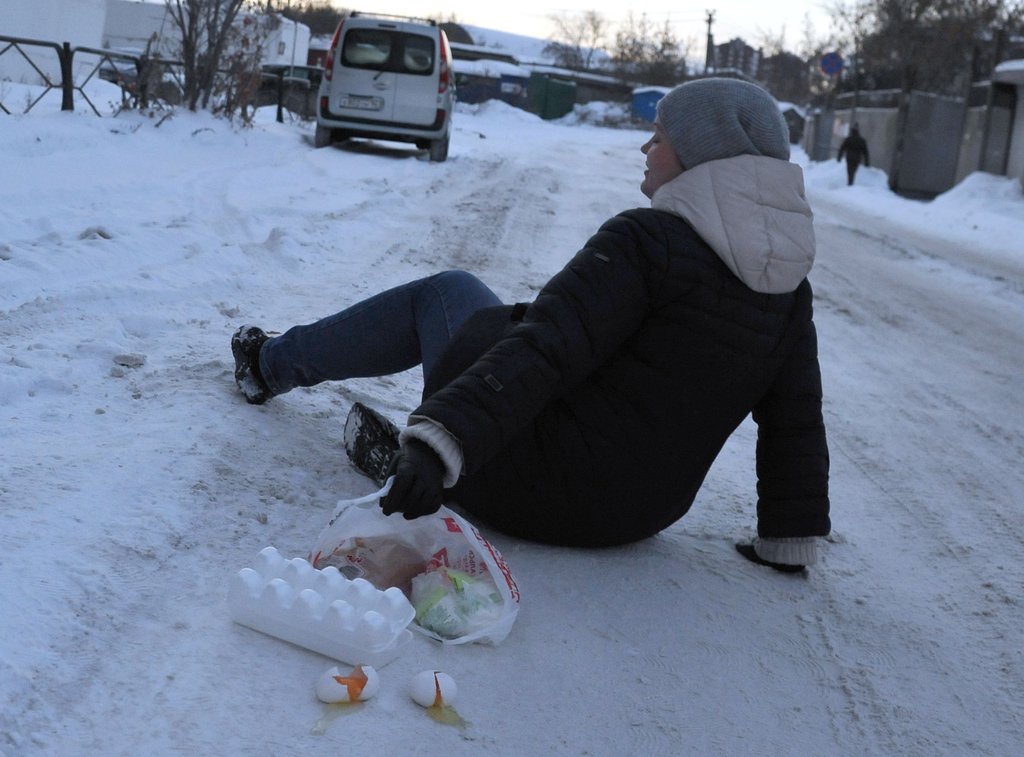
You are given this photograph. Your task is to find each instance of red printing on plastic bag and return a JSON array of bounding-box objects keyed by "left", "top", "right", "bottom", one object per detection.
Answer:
[
  {"left": 472, "top": 524, "right": 520, "bottom": 604},
  {"left": 309, "top": 481, "right": 521, "bottom": 644}
]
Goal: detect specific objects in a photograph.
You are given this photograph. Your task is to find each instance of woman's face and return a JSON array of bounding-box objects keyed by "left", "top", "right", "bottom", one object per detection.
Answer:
[{"left": 640, "top": 123, "right": 684, "bottom": 198}]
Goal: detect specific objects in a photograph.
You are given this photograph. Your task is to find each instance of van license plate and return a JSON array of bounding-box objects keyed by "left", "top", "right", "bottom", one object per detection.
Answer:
[{"left": 338, "top": 95, "right": 383, "bottom": 111}]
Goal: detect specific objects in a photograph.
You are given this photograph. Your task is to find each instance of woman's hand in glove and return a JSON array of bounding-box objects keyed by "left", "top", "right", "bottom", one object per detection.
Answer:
[{"left": 380, "top": 439, "right": 446, "bottom": 520}]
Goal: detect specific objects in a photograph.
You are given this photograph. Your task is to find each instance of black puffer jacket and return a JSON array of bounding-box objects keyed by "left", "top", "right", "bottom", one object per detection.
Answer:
[{"left": 414, "top": 205, "right": 830, "bottom": 547}]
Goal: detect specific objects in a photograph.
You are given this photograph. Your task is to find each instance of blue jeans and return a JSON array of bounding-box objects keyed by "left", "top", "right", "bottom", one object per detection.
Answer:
[{"left": 259, "top": 270, "right": 502, "bottom": 395}]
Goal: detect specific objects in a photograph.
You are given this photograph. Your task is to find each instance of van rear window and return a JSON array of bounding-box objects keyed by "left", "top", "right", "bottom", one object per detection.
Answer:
[{"left": 342, "top": 30, "right": 435, "bottom": 75}]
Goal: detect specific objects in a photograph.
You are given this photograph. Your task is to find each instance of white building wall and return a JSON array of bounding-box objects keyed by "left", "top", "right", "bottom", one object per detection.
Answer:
[
  {"left": 262, "top": 18, "right": 311, "bottom": 67},
  {"left": 1, "top": 1, "right": 311, "bottom": 88},
  {"left": 101, "top": 3, "right": 311, "bottom": 66},
  {"left": 103, "top": 0, "right": 180, "bottom": 58},
  {"left": 0, "top": 0, "right": 107, "bottom": 83}
]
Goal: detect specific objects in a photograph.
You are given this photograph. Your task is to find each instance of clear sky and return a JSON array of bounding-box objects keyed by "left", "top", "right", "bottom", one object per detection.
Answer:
[{"left": 342, "top": 2, "right": 838, "bottom": 53}]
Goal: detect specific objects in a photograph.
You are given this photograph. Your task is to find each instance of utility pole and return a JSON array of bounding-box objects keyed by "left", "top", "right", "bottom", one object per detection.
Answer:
[{"left": 704, "top": 11, "right": 715, "bottom": 75}]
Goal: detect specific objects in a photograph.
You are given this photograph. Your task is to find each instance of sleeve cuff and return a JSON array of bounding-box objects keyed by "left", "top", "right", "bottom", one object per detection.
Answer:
[
  {"left": 754, "top": 536, "right": 818, "bottom": 566},
  {"left": 400, "top": 416, "right": 464, "bottom": 488}
]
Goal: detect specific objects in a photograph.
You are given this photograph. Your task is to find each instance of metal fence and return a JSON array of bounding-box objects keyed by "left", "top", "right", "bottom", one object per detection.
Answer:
[
  {"left": 0, "top": 34, "right": 319, "bottom": 120},
  {"left": 803, "top": 81, "right": 1018, "bottom": 198},
  {"left": 0, "top": 34, "right": 186, "bottom": 115},
  {"left": 253, "top": 64, "right": 321, "bottom": 122}
]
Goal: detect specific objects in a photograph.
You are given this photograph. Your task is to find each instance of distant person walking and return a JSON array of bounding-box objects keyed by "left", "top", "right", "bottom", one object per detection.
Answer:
[{"left": 837, "top": 123, "right": 869, "bottom": 185}]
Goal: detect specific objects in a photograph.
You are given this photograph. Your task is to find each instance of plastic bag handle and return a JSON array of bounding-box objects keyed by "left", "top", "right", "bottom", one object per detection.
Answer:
[{"left": 324, "top": 478, "right": 394, "bottom": 530}]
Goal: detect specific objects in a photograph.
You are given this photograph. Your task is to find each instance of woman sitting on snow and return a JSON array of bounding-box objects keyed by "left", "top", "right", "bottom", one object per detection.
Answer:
[{"left": 231, "top": 78, "right": 831, "bottom": 573}]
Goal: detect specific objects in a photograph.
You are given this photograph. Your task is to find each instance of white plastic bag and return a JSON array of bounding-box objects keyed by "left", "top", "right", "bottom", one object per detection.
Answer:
[{"left": 308, "top": 479, "right": 520, "bottom": 645}]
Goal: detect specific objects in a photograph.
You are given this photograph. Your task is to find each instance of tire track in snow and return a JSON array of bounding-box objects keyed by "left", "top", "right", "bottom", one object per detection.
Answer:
[{"left": 806, "top": 211, "right": 1024, "bottom": 754}]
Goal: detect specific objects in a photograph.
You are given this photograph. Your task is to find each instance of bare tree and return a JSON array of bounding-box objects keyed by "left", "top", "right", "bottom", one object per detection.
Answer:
[
  {"left": 165, "top": 0, "right": 261, "bottom": 112},
  {"left": 611, "top": 12, "right": 686, "bottom": 86},
  {"left": 800, "top": 13, "right": 842, "bottom": 106},
  {"left": 278, "top": 1, "right": 347, "bottom": 36},
  {"left": 649, "top": 19, "right": 689, "bottom": 84},
  {"left": 755, "top": 26, "right": 788, "bottom": 57},
  {"left": 216, "top": 12, "right": 277, "bottom": 122},
  {"left": 544, "top": 11, "right": 609, "bottom": 70},
  {"left": 828, "top": 0, "right": 1024, "bottom": 96}
]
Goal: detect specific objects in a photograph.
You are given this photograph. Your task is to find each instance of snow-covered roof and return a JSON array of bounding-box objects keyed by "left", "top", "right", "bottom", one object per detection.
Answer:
[
  {"left": 461, "top": 24, "right": 554, "bottom": 65},
  {"left": 453, "top": 58, "right": 530, "bottom": 79},
  {"left": 993, "top": 59, "right": 1024, "bottom": 85},
  {"left": 309, "top": 34, "right": 332, "bottom": 51},
  {"left": 777, "top": 101, "right": 807, "bottom": 117}
]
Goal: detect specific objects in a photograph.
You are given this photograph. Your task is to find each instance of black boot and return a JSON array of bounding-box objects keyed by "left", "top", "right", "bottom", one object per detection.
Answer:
[
  {"left": 735, "top": 543, "right": 807, "bottom": 574},
  {"left": 231, "top": 325, "right": 273, "bottom": 405},
  {"left": 344, "top": 402, "right": 401, "bottom": 486}
]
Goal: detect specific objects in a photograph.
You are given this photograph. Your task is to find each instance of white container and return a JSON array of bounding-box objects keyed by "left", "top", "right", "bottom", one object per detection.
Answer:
[{"left": 229, "top": 546, "right": 415, "bottom": 667}]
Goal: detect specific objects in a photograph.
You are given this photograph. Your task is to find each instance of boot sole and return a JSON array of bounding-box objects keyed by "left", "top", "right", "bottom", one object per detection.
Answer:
[{"left": 343, "top": 402, "right": 401, "bottom": 486}]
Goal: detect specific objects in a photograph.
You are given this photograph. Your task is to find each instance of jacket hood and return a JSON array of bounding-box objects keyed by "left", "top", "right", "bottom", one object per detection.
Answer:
[{"left": 650, "top": 155, "right": 815, "bottom": 293}]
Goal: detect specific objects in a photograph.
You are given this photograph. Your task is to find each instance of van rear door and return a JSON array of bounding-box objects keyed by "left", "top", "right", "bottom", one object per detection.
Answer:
[
  {"left": 391, "top": 32, "right": 438, "bottom": 126},
  {"left": 333, "top": 26, "right": 439, "bottom": 127},
  {"left": 332, "top": 27, "right": 397, "bottom": 122}
]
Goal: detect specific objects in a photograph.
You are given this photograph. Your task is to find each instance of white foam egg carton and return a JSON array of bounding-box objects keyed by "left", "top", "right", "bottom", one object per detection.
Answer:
[{"left": 229, "top": 546, "right": 415, "bottom": 668}]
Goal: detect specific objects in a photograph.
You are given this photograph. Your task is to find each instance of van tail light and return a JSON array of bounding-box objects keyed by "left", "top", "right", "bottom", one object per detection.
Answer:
[
  {"left": 438, "top": 30, "right": 451, "bottom": 94},
  {"left": 324, "top": 20, "right": 343, "bottom": 81}
]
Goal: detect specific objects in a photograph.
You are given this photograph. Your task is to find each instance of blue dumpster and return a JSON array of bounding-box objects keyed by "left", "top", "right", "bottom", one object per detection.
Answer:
[{"left": 632, "top": 87, "right": 671, "bottom": 123}]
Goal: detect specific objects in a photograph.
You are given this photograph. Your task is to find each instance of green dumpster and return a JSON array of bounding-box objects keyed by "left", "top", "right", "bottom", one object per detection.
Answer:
[{"left": 528, "top": 73, "right": 576, "bottom": 120}]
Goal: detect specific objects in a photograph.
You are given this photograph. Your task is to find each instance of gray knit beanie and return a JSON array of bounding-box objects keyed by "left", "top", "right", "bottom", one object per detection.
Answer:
[{"left": 656, "top": 78, "right": 790, "bottom": 169}]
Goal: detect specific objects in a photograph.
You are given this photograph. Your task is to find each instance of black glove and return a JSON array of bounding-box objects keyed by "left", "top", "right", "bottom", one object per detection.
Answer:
[
  {"left": 380, "top": 439, "right": 446, "bottom": 520},
  {"left": 735, "top": 543, "right": 806, "bottom": 574}
]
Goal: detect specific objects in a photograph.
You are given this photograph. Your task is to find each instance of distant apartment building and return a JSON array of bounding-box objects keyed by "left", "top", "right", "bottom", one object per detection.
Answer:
[{"left": 710, "top": 38, "right": 761, "bottom": 79}]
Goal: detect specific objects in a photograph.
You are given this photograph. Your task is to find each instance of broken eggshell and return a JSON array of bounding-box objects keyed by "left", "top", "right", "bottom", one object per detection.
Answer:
[
  {"left": 409, "top": 670, "right": 458, "bottom": 708},
  {"left": 316, "top": 664, "right": 380, "bottom": 703}
]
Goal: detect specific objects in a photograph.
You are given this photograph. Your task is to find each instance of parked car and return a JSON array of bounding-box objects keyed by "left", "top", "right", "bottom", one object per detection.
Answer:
[
  {"left": 255, "top": 64, "right": 322, "bottom": 118},
  {"left": 97, "top": 50, "right": 183, "bottom": 106},
  {"left": 260, "top": 64, "right": 323, "bottom": 91},
  {"left": 314, "top": 12, "right": 455, "bottom": 161}
]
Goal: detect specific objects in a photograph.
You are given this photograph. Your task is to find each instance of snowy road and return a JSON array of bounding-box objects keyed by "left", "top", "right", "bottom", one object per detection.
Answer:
[
  {"left": 2, "top": 104, "right": 1023, "bottom": 755},
  {"left": 799, "top": 192, "right": 1024, "bottom": 753}
]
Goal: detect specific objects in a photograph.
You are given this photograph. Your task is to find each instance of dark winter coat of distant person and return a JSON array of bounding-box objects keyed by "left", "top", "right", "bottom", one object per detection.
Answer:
[{"left": 837, "top": 124, "right": 870, "bottom": 185}]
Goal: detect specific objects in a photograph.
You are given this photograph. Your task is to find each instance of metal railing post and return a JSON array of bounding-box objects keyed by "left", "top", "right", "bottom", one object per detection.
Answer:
[
  {"left": 60, "top": 41, "right": 74, "bottom": 111},
  {"left": 276, "top": 71, "right": 285, "bottom": 123}
]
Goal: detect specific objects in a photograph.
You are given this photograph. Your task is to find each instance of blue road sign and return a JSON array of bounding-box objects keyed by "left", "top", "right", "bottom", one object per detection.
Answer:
[{"left": 821, "top": 52, "right": 844, "bottom": 76}]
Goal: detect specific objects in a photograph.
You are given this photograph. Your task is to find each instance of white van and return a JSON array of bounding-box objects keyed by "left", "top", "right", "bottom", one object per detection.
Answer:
[{"left": 315, "top": 12, "right": 455, "bottom": 161}]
